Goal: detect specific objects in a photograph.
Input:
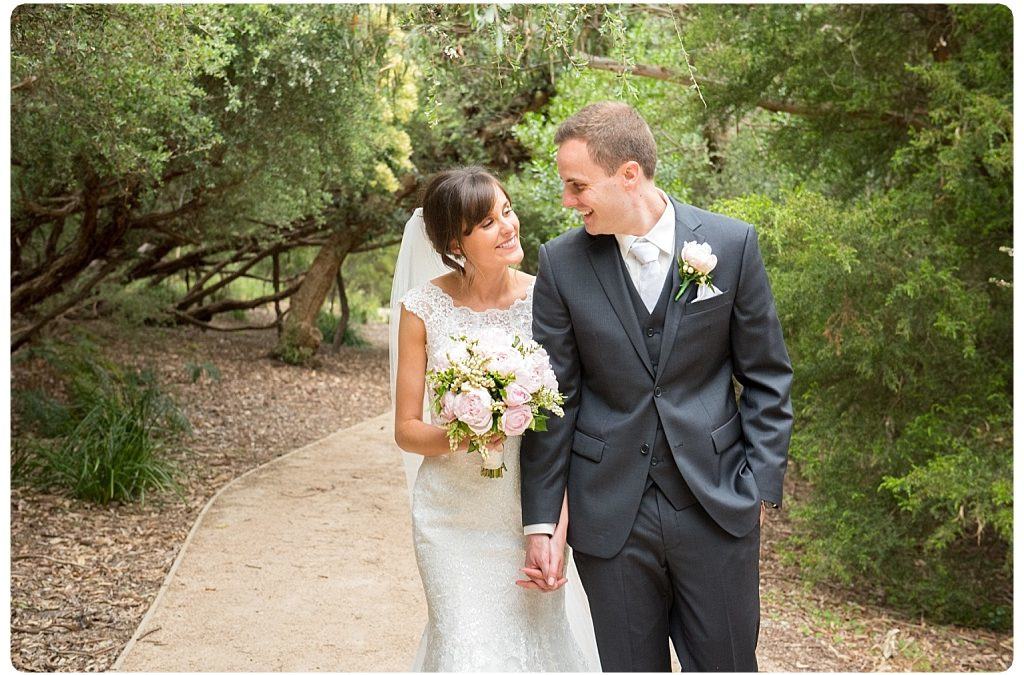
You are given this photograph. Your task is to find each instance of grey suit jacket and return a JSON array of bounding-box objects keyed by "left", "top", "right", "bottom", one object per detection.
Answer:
[{"left": 520, "top": 196, "right": 794, "bottom": 558}]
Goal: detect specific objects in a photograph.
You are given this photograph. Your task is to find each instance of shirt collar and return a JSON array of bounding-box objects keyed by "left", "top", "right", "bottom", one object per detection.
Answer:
[{"left": 616, "top": 190, "right": 676, "bottom": 261}]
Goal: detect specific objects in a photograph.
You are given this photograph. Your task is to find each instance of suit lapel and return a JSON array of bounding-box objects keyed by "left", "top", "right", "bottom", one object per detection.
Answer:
[
  {"left": 586, "top": 235, "right": 655, "bottom": 379},
  {"left": 656, "top": 197, "right": 705, "bottom": 385}
]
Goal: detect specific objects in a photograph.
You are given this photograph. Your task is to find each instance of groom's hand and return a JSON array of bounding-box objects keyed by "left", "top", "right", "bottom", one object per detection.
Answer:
[{"left": 518, "top": 534, "right": 564, "bottom": 592}]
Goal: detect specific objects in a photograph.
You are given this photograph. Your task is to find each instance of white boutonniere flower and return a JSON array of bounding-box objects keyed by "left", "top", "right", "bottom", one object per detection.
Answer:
[{"left": 674, "top": 241, "right": 719, "bottom": 301}]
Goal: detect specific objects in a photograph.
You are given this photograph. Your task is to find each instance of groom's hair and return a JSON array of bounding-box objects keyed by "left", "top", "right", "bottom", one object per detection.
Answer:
[
  {"left": 555, "top": 102, "right": 657, "bottom": 179},
  {"left": 421, "top": 166, "right": 511, "bottom": 275}
]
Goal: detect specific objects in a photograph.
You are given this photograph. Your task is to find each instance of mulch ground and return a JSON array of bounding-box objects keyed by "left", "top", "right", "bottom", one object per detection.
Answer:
[
  {"left": 11, "top": 315, "right": 392, "bottom": 672},
  {"left": 9, "top": 316, "right": 1012, "bottom": 672}
]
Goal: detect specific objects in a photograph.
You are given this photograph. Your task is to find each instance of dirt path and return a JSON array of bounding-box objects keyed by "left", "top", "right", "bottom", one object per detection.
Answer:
[{"left": 113, "top": 413, "right": 425, "bottom": 671}]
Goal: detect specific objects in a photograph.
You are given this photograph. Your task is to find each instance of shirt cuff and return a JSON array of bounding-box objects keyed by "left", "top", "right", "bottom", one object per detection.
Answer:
[{"left": 523, "top": 523, "right": 557, "bottom": 536}]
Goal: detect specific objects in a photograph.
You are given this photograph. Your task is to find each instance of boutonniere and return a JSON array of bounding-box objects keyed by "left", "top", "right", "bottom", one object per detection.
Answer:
[{"left": 674, "top": 241, "right": 718, "bottom": 301}]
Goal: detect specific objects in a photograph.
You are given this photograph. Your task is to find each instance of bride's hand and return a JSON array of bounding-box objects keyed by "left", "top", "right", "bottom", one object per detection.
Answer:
[{"left": 483, "top": 433, "right": 506, "bottom": 452}]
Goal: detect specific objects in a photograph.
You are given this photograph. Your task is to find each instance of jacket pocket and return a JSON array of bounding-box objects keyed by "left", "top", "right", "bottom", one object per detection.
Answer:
[
  {"left": 682, "top": 288, "right": 734, "bottom": 315},
  {"left": 711, "top": 411, "right": 743, "bottom": 453},
  {"left": 571, "top": 429, "right": 605, "bottom": 462}
]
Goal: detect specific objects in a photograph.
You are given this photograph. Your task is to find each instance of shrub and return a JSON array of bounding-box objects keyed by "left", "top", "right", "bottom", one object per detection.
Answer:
[
  {"left": 13, "top": 338, "right": 191, "bottom": 505},
  {"left": 94, "top": 279, "right": 179, "bottom": 327},
  {"left": 718, "top": 190, "right": 1012, "bottom": 629}
]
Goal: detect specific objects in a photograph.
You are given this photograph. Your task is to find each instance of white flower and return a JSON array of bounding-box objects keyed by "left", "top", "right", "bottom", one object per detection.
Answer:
[
  {"left": 680, "top": 241, "right": 718, "bottom": 276},
  {"left": 444, "top": 341, "right": 470, "bottom": 366}
]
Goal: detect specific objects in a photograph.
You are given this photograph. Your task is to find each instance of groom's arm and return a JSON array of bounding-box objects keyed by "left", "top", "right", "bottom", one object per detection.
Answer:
[
  {"left": 730, "top": 224, "right": 794, "bottom": 507},
  {"left": 521, "top": 242, "right": 579, "bottom": 530}
]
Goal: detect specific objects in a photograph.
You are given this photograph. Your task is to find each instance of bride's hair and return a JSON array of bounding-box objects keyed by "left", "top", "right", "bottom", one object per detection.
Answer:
[{"left": 421, "top": 166, "right": 510, "bottom": 275}]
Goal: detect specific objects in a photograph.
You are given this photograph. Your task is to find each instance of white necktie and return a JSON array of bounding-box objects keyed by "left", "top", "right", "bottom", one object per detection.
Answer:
[{"left": 628, "top": 238, "right": 661, "bottom": 313}]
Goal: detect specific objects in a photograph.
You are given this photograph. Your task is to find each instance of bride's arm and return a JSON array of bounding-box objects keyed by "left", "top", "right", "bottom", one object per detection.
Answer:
[{"left": 394, "top": 306, "right": 462, "bottom": 457}]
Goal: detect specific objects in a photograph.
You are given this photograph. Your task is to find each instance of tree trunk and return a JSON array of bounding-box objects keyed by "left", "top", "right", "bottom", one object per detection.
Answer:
[
  {"left": 332, "top": 269, "right": 349, "bottom": 351},
  {"left": 273, "top": 252, "right": 282, "bottom": 337},
  {"left": 274, "top": 229, "right": 352, "bottom": 363}
]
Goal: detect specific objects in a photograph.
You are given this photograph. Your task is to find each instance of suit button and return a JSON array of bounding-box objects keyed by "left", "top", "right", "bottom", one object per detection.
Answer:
[
  {"left": 654, "top": 387, "right": 663, "bottom": 398},
  {"left": 640, "top": 443, "right": 650, "bottom": 455},
  {"left": 646, "top": 328, "right": 655, "bottom": 337},
  {"left": 651, "top": 457, "right": 660, "bottom": 466}
]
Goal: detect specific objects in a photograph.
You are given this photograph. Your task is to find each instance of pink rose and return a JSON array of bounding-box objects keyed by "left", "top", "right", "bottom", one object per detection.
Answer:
[
  {"left": 436, "top": 390, "right": 457, "bottom": 424},
  {"left": 454, "top": 388, "right": 494, "bottom": 435},
  {"left": 681, "top": 241, "right": 718, "bottom": 275},
  {"left": 504, "top": 383, "right": 532, "bottom": 407},
  {"left": 500, "top": 404, "right": 534, "bottom": 437}
]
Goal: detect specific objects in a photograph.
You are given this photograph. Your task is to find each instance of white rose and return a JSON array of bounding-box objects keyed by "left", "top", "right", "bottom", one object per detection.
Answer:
[{"left": 681, "top": 241, "right": 718, "bottom": 276}]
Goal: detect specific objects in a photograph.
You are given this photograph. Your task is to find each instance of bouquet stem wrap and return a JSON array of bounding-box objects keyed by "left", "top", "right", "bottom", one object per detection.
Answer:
[{"left": 479, "top": 447, "right": 506, "bottom": 478}]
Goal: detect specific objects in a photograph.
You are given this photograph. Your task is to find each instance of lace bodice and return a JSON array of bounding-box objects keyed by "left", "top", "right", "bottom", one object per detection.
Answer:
[{"left": 401, "top": 280, "right": 535, "bottom": 372}]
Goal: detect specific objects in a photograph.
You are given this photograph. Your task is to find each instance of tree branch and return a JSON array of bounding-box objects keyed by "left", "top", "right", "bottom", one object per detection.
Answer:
[
  {"left": 351, "top": 237, "right": 403, "bottom": 253},
  {"left": 169, "top": 310, "right": 282, "bottom": 332},
  {"left": 580, "top": 53, "right": 929, "bottom": 130},
  {"left": 12, "top": 257, "right": 124, "bottom": 352}
]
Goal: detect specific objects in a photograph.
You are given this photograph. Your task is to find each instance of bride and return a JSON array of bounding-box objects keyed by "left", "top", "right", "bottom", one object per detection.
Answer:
[{"left": 389, "top": 166, "right": 600, "bottom": 671}]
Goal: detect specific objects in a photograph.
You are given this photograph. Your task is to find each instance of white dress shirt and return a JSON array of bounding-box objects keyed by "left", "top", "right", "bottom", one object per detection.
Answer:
[{"left": 523, "top": 192, "right": 676, "bottom": 538}]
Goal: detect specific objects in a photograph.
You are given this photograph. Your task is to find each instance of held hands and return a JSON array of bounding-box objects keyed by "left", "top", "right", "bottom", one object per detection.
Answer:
[{"left": 517, "top": 533, "right": 567, "bottom": 593}]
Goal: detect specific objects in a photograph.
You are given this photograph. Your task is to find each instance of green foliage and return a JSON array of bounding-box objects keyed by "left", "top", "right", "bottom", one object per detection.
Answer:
[
  {"left": 94, "top": 280, "right": 180, "bottom": 327},
  {"left": 274, "top": 341, "right": 315, "bottom": 366},
  {"left": 315, "top": 310, "right": 369, "bottom": 348},
  {"left": 342, "top": 248, "right": 400, "bottom": 315},
  {"left": 716, "top": 187, "right": 1011, "bottom": 628},
  {"left": 13, "top": 339, "right": 191, "bottom": 505},
  {"left": 185, "top": 362, "right": 221, "bottom": 383},
  {"left": 13, "top": 5, "right": 417, "bottom": 317}
]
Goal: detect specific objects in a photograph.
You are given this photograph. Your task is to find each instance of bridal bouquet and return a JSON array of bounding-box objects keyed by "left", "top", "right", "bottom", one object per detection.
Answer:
[{"left": 426, "top": 333, "right": 564, "bottom": 478}]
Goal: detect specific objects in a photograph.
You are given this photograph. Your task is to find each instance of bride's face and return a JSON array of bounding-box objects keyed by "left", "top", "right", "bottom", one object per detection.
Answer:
[{"left": 454, "top": 183, "right": 523, "bottom": 271}]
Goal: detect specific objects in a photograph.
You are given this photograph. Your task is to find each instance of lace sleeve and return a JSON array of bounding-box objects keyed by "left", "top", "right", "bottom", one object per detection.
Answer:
[{"left": 400, "top": 284, "right": 433, "bottom": 324}]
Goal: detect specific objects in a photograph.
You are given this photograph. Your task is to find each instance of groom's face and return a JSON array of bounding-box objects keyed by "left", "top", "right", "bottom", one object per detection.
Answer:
[{"left": 556, "top": 138, "right": 629, "bottom": 236}]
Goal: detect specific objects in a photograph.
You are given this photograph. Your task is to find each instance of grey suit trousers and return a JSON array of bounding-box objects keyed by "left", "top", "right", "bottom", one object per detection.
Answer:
[{"left": 572, "top": 482, "right": 761, "bottom": 672}]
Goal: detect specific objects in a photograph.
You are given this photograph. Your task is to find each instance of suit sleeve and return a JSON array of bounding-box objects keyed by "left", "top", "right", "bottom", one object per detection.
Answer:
[
  {"left": 730, "top": 225, "right": 794, "bottom": 506},
  {"left": 520, "top": 242, "right": 580, "bottom": 528}
]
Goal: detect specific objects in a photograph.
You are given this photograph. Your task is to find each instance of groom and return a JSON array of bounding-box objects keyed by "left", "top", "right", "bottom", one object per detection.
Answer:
[{"left": 520, "top": 102, "right": 793, "bottom": 672}]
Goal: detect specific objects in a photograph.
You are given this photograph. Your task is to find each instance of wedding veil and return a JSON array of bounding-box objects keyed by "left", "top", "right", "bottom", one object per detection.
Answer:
[{"left": 388, "top": 208, "right": 451, "bottom": 500}]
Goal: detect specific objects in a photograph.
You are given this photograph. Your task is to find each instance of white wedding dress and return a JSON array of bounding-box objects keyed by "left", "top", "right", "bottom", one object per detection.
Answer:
[{"left": 398, "top": 280, "right": 599, "bottom": 672}]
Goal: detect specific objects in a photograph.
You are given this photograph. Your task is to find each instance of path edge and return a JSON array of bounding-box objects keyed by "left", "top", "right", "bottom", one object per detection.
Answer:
[{"left": 110, "top": 412, "right": 393, "bottom": 671}]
